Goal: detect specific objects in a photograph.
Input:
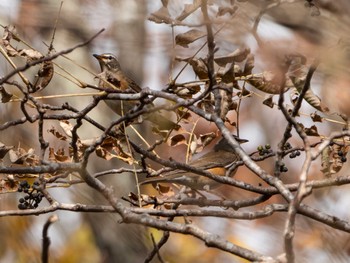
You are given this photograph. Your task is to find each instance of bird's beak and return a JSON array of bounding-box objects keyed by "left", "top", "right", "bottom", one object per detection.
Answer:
[
  {"left": 232, "top": 135, "right": 249, "bottom": 144},
  {"left": 93, "top": 54, "right": 102, "bottom": 60}
]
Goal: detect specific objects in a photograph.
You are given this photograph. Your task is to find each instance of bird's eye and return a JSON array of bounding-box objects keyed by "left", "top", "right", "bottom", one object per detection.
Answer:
[{"left": 107, "top": 55, "right": 113, "bottom": 60}]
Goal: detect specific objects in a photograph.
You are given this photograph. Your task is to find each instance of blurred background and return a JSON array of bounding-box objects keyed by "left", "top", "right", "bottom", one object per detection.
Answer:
[{"left": 0, "top": 0, "right": 350, "bottom": 262}]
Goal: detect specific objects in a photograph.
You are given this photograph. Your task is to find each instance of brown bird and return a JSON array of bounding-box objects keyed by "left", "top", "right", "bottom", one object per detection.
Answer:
[
  {"left": 141, "top": 136, "right": 248, "bottom": 190},
  {"left": 93, "top": 53, "right": 179, "bottom": 130}
]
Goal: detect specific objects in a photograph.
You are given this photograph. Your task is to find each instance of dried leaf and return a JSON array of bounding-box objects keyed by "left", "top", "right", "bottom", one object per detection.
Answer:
[
  {"left": 321, "top": 144, "right": 348, "bottom": 177},
  {"left": 18, "top": 49, "right": 43, "bottom": 60},
  {"left": 217, "top": 6, "right": 238, "bottom": 16},
  {"left": 214, "top": 48, "right": 250, "bottom": 66},
  {"left": 189, "top": 139, "right": 198, "bottom": 155},
  {"left": 199, "top": 132, "right": 216, "bottom": 147},
  {"left": 176, "top": 108, "right": 192, "bottom": 122},
  {"left": 290, "top": 76, "right": 329, "bottom": 112},
  {"left": 148, "top": 6, "right": 173, "bottom": 24},
  {"left": 176, "top": 0, "right": 201, "bottom": 21},
  {"left": 9, "top": 147, "right": 38, "bottom": 165},
  {"left": 169, "top": 134, "right": 187, "bottom": 147},
  {"left": 175, "top": 29, "right": 206, "bottom": 48},
  {"left": 96, "top": 137, "right": 134, "bottom": 165},
  {"left": 263, "top": 95, "right": 274, "bottom": 108},
  {"left": 0, "top": 85, "right": 13, "bottom": 103},
  {"left": 59, "top": 120, "right": 73, "bottom": 138},
  {"left": 310, "top": 112, "right": 323, "bottom": 122},
  {"left": 49, "top": 147, "right": 70, "bottom": 162},
  {"left": 243, "top": 54, "right": 255, "bottom": 75},
  {"left": 0, "top": 175, "right": 19, "bottom": 193},
  {"left": 0, "top": 142, "right": 13, "bottom": 159},
  {"left": 248, "top": 72, "right": 291, "bottom": 94},
  {"left": 48, "top": 126, "right": 68, "bottom": 141},
  {"left": 304, "top": 125, "right": 319, "bottom": 136},
  {"left": 31, "top": 60, "right": 54, "bottom": 93}
]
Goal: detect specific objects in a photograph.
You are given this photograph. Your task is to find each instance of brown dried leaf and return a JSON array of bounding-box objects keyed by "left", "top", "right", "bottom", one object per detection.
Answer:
[
  {"left": 262, "top": 95, "right": 274, "bottom": 108},
  {"left": 176, "top": 108, "right": 192, "bottom": 122},
  {"left": 199, "top": 132, "right": 216, "bottom": 147},
  {"left": 310, "top": 112, "right": 323, "bottom": 122},
  {"left": 18, "top": 49, "right": 43, "bottom": 60},
  {"left": 0, "top": 142, "right": 13, "bottom": 159},
  {"left": 169, "top": 134, "right": 187, "bottom": 147},
  {"left": 49, "top": 147, "right": 70, "bottom": 162},
  {"left": 59, "top": 120, "right": 73, "bottom": 138},
  {"left": 48, "top": 126, "right": 68, "bottom": 141},
  {"left": 214, "top": 48, "right": 250, "bottom": 66},
  {"left": 321, "top": 144, "right": 346, "bottom": 177},
  {"left": 243, "top": 54, "right": 255, "bottom": 75},
  {"left": 9, "top": 147, "right": 38, "bottom": 165},
  {"left": 304, "top": 125, "right": 319, "bottom": 137},
  {"left": 290, "top": 77, "right": 329, "bottom": 112},
  {"left": 31, "top": 60, "right": 54, "bottom": 93},
  {"left": 148, "top": 6, "right": 173, "bottom": 24},
  {"left": 248, "top": 72, "right": 290, "bottom": 94},
  {"left": 96, "top": 137, "right": 134, "bottom": 165},
  {"left": 175, "top": 29, "right": 206, "bottom": 48},
  {"left": 0, "top": 85, "right": 13, "bottom": 103},
  {"left": 176, "top": 0, "right": 201, "bottom": 21},
  {"left": 0, "top": 175, "right": 19, "bottom": 193},
  {"left": 217, "top": 6, "right": 238, "bottom": 16}
]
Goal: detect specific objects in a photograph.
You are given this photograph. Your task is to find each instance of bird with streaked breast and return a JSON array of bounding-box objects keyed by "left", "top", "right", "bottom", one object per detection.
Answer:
[
  {"left": 140, "top": 136, "right": 248, "bottom": 190},
  {"left": 93, "top": 53, "right": 179, "bottom": 130}
]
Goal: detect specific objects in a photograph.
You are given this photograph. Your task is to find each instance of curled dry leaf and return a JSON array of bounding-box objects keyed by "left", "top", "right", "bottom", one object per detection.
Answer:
[
  {"left": 247, "top": 71, "right": 291, "bottom": 94},
  {"left": 0, "top": 175, "right": 19, "bottom": 193},
  {"left": 9, "top": 147, "right": 38, "bottom": 165},
  {"left": 262, "top": 95, "right": 274, "bottom": 108},
  {"left": 321, "top": 143, "right": 348, "bottom": 177},
  {"left": 175, "top": 29, "right": 206, "bottom": 48},
  {"left": 176, "top": 107, "right": 192, "bottom": 122},
  {"left": 48, "top": 126, "right": 68, "bottom": 141},
  {"left": 310, "top": 112, "right": 323, "bottom": 122},
  {"left": 199, "top": 132, "right": 216, "bottom": 148},
  {"left": 176, "top": 0, "right": 202, "bottom": 21},
  {"left": 59, "top": 120, "right": 73, "bottom": 138},
  {"left": 304, "top": 125, "right": 319, "bottom": 136},
  {"left": 243, "top": 54, "right": 255, "bottom": 75},
  {"left": 0, "top": 142, "right": 13, "bottom": 159},
  {"left": 0, "top": 86, "right": 13, "bottom": 103},
  {"left": 95, "top": 137, "right": 134, "bottom": 165},
  {"left": 217, "top": 6, "right": 238, "bottom": 16},
  {"left": 214, "top": 48, "right": 250, "bottom": 66},
  {"left": 176, "top": 56, "right": 208, "bottom": 79},
  {"left": 31, "top": 60, "right": 54, "bottom": 93},
  {"left": 148, "top": 6, "right": 173, "bottom": 24},
  {"left": 169, "top": 134, "right": 187, "bottom": 147},
  {"left": 49, "top": 147, "right": 70, "bottom": 162}
]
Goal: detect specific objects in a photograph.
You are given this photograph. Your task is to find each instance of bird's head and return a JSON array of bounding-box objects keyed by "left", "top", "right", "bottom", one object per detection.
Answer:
[{"left": 93, "top": 53, "right": 121, "bottom": 71}]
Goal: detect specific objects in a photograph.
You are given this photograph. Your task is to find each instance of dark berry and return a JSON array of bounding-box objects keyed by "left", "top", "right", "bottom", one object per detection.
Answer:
[{"left": 341, "top": 156, "right": 347, "bottom": 163}]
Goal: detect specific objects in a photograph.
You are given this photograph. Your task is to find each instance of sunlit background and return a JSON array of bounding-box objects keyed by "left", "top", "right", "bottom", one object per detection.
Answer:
[{"left": 1, "top": 0, "right": 350, "bottom": 262}]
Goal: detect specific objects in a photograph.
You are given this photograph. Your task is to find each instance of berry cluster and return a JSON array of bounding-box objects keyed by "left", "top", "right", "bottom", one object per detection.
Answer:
[
  {"left": 289, "top": 150, "right": 301, "bottom": 159},
  {"left": 338, "top": 150, "right": 347, "bottom": 163},
  {"left": 279, "top": 162, "right": 288, "bottom": 173},
  {"left": 17, "top": 180, "right": 44, "bottom": 210},
  {"left": 257, "top": 144, "right": 272, "bottom": 156}
]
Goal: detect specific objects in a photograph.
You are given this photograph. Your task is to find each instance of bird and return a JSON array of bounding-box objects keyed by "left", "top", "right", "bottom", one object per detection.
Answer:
[
  {"left": 93, "top": 53, "right": 179, "bottom": 130},
  {"left": 140, "top": 135, "right": 248, "bottom": 190}
]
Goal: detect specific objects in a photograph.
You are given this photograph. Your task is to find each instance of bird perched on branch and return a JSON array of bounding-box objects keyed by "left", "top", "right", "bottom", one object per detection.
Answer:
[
  {"left": 93, "top": 53, "right": 179, "bottom": 130},
  {"left": 141, "top": 135, "right": 248, "bottom": 190}
]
